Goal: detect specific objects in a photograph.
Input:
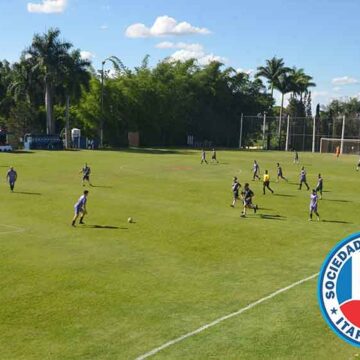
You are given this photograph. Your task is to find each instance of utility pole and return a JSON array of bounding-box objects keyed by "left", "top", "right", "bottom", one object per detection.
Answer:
[
  {"left": 340, "top": 115, "right": 346, "bottom": 154},
  {"left": 239, "top": 113, "right": 243, "bottom": 149},
  {"left": 312, "top": 116, "right": 316, "bottom": 153},
  {"left": 262, "top": 112, "right": 267, "bottom": 150},
  {"left": 285, "top": 115, "right": 290, "bottom": 151},
  {"left": 100, "top": 60, "right": 105, "bottom": 148}
]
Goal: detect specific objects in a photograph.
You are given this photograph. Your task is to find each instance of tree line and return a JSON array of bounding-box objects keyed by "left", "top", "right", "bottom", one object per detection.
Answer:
[{"left": 0, "top": 28, "right": 324, "bottom": 148}]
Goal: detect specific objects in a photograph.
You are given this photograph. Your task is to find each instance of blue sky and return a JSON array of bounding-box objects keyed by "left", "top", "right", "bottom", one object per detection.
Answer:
[{"left": 1, "top": 0, "right": 360, "bottom": 108}]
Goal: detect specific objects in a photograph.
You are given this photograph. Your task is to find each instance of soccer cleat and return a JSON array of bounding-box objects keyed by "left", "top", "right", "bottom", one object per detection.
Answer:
[
  {"left": 72, "top": 221, "right": 76, "bottom": 227},
  {"left": 79, "top": 220, "right": 85, "bottom": 224},
  {"left": 240, "top": 214, "right": 246, "bottom": 218}
]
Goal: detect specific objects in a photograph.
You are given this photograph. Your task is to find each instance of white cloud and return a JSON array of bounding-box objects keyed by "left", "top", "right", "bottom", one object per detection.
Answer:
[
  {"left": 332, "top": 86, "right": 341, "bottom": 92},
  {"left": 125, "top": 15, "right": 211, "bottom": 38},
  {"left": 80, "top": 51, "right": 95, "bottom": 61},
  {"left": 236, "top": 68, "right": 254, "bottom": 75},
  {"left": 312, "top": 91, "right": 329, "bottom": 98},
  {"left": 156, "top": 41, "right": 203, "bottom": 52},
  {"left": 156, "top": 42, "right": 226, "bottom": 66},
  {"left": 331, "top": 76, "right": 358, "bottom": 85},
  {"left": 100, "top": 24, "right": 108, "bottom": 30},
  {"left": 27, "top": 0, "right": 67, "bottom": 13}
]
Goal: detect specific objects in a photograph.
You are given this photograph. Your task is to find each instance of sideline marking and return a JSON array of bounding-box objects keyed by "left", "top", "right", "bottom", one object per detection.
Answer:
[
  {"left": 0, "top": 224, "right": 25, "bottom": 235},
  {"left": 135, "top": 272, "right": 318, "bottom": 359}
]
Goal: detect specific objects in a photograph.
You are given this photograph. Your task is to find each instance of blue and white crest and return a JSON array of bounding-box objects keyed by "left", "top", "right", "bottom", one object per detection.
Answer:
[{"left": 318, "top": 232, "right": 360, "bottom": 346}]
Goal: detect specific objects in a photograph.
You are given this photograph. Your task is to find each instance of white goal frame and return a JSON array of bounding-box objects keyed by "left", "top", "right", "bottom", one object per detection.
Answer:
[{"left": 320, "top": 137, "right": 360, "bottom": 154}]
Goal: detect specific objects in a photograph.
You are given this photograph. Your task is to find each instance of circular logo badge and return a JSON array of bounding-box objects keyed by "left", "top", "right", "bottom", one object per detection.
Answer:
[{"left": 318, "top": 232, "right": 360, "bottom": 346}]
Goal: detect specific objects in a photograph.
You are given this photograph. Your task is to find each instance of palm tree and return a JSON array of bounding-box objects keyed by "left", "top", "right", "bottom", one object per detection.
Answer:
[
  {"left": 26, "top": 28, "right": 72, "bottom": 134},
  {"left": 289, "top": 67, "right": 316, "bottom": 101},
  {"left": 100, "top": 56, "right": 126, "bottom": 147},
  {"left": 256, "top": 57, "right": 289, "bottom": 98},
  {"left": 63, "top": 49, "right": 91, "bottom": 147},
  {"left": 274, "top": 72, "right": 295, "bottom": 148}
]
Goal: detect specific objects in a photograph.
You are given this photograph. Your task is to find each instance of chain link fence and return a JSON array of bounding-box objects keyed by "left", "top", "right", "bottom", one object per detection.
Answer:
[{"left": 239, "top": 114, "right": 360, "bottom": 153}]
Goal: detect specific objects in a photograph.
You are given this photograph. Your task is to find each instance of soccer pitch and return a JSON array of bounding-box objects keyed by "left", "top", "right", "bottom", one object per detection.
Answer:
[{"left": 0, "top": 149, "right": 359, "bottom": 359}]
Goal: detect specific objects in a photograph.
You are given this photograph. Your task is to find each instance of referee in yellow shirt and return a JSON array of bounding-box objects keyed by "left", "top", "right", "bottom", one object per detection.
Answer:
[{"left": 263, "top": 170, "right": 274, "bottom": 195}]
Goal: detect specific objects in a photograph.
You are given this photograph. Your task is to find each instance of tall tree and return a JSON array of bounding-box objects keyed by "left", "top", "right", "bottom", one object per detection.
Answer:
[
  {"left": 62, "top": 49, "right": 91, "bottom": 147},
  {"left": 274, "top": 72, "right": 294, "bottom": 148},
  {"left": 256, "top": 57, "right": 289, "bottom": 98},
  {"left": 25, "top": 28, "right": 72, "bottom": 134}
]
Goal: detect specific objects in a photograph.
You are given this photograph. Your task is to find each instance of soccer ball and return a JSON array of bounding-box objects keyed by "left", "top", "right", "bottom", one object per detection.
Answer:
[{"left": 128, "top": 217, "right": 133, "bottom": 223}]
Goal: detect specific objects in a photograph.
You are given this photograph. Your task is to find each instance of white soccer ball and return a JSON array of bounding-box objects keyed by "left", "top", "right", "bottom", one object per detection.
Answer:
[{"left": 128, "top": 217, "right": 133, "bottom": 224}]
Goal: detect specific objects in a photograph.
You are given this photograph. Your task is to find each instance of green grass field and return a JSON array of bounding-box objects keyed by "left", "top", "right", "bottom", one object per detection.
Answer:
[{"left": 0, "top": 149, "right": 359, "bottom": 360}]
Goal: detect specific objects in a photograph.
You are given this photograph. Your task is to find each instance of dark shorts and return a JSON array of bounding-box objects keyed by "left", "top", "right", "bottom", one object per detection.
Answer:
[
  {"left": 233, "top": 191, "right": 239, "bottom": 199},
  {"left": 244, "top": 198, "right": 252, "bottom": 206},
  {"left": 316, "top": 185, "right": 323, "bottom": 191},
  {"left": 83, "top": 175, "right": 90, "bottom": 181},
  {"left": 74, "top": 205, "right": 84, "bottom": 215},
  {"left": 264, "top": 181, "right": 270, "bottom": 186}
]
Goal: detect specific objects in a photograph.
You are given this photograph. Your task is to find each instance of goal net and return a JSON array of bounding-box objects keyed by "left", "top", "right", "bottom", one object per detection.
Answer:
[{"left": 320, "top": 138, "right": 360, "bottom": 154}]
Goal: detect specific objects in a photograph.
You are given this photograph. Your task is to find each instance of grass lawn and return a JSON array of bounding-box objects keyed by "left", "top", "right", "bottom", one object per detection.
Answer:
[{"left": 0, "top": 149, "right": 359, "bottom": 359}]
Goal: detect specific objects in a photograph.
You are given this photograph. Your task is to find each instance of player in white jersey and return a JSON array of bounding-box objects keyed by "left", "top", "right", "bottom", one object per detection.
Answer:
[
  {"left": 201, "top": 149, "right": 208, "bottom": 164},
  {"left": 309, "top": 189, "right": 320, "bottom": 221},
  {"left": 72, "top": 190, "right": 89, "bottom": 226}
]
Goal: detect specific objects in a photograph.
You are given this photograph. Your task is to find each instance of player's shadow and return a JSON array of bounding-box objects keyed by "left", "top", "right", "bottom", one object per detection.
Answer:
[
  {"left": 273, "top": 193, "right": 296, "bottom": 198},
  {"left": 15, "top": 191, "right": 42, "bottom": 195},
  {"left": 260, "top": 214, "right": 286, "bottom": 220},
  {"left": 90, "top": 185, "right": 113, "bottom": 189},
  {"left": 322, "top": 220, "right": 352, "bottom": 224},
  {"left": 324, "top": 199, "right": 352, "bottom": 203},
  {"left": 85, "top": 224, "right": 126, "bottom": 230}
]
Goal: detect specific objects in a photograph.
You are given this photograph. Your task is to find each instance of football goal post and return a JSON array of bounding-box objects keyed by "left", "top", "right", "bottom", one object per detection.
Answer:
[{"left": 320, "top": 138, "right": 360, "bottom": 154}]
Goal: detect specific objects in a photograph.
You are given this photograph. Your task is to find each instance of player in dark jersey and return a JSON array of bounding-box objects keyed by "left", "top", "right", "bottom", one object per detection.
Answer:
[
  {"left": 315, "top": 173, "right": 323, "bottom": 199},
  {"left": 240, "top": 183, "right": 258, "bottom": 217},
  {"left": 252, "top": 160, "right": 260, "bottom": 180},
  {"left": 357, "top": 158, "right": 360, "bottom": 171},
  {"left": 230, "top": 176, "right": 241, "bottom": 207},
  {"left": 276, "top": 163, "right": 288, "bottom": 182},
  {"left": 309, "top": 189, "right": 320, "bottom": 221},
  {"left": 211, "top": 148, "right": 219, "bottom": 163},
  {"left": 72, "top": 190, "right": 89, "bottom": 226},
  {"left": 80, "top": 163, "right": 92, "bottom": 186},
  {"left": 6, "top": 166, "right": 17, "bottom": 192},
  {"left": 263, "top": 170, "right": 274, "bottom": 194},
  {"left": 293, "top": 149, "right": 299, "bottom": 164},
  {"left": 298, "top": 166, "right": 310, "bottom": 190},
  {"left": 201, "top": 149, "right": 208, "bottom": 164}
]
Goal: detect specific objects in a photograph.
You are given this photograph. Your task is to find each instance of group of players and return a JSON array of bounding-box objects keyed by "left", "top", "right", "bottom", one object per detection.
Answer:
[
  {"left": 4, "top": 149, "right": 357, "bottom": 226},
  {"left": 230, "top": 153, "right": 323, "bottom": 221}
]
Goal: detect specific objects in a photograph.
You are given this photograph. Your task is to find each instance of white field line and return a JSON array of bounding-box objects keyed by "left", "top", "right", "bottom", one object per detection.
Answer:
[
  {"left": 0, "top": 224, "right": 25, "bottom": 235},
  {"left": 135, "top": 272, "right": 319, "bottom": 360}
]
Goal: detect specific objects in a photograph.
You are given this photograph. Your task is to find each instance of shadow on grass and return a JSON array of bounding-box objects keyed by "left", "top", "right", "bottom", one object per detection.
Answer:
[
  {"left": 15, "top": 191, "right": 42, "bottom": 195},
  {"left": 324, "top": 199, "right": 352, "bottom": 203},
  {"left": 322, "top": 220, "right": 352, "bottom": 224},
  {"left": 90, "top": 185, "right": 113, "bottom": 189},
  {"left": 120, "top": 147, "right": 195, "bottom": 155},
  {"left": 84, "top": 224, "right": 127, "bottom": 230},
  {"left": 259, "top": 214, "right": 286, "bottom": 220},
  {"left": 274, "top": 193, "right": 296, "bottom": 198},
  {"left": 10, "top": 151, "right": 35, "bottom": 154}
]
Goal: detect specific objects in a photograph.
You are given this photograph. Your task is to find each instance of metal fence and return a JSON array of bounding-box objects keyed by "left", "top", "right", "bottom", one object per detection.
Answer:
[{"left": 239, "top": 114, "right": 360, "bottom": 153}]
